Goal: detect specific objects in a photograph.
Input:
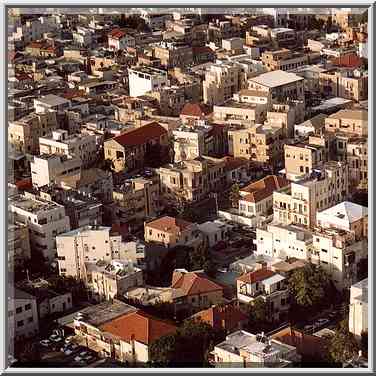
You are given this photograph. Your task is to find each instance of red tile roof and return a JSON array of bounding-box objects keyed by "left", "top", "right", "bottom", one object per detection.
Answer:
[
  {"left": 146, "top": 216, "right": 193, "bottom": 234},
  {"left": 112, "top": 122, "right": 167, "bottom": 148},
  {"left": 237, "top": 268, "right": 275, "bottom": 284},
  {"left": 240, "top": 175, "right": 289, "bottom": 203},
  {"left": 108, "top": 28, "right": 127, "bottom": 39},
  {"left": 180, "top": 102, "right": 211, "bottom": 118},
  {"left": 171, "top": 271, "right": 224, "bottom": 297},
  {"left": 331, "top": 53, "right": 363, "bottom": 69},
  {"left": 100, "top": 311, "right": 176, "bottom": 345},
  {"left": 192, "top": 46, "right": 215, "bottom": 55}
]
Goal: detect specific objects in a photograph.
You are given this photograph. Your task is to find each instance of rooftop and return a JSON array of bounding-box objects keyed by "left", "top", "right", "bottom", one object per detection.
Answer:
[
  {"left": 35, "top": 94, "right": 70, "bottom": 107},
  {"left": 10, "top": 195, "right": 63, "bottom": 214},
  {"left": 328, "top": 109, "right": 368, "bottom": 122},
  {"left": 146, "top": 216, "right": 193, "bottom": 234},
  {"left": 318, "top": 201, "right": 368, "bottom": 224},
  {"left": 249, "top": 70, "right": 303, "bottom": 88}
]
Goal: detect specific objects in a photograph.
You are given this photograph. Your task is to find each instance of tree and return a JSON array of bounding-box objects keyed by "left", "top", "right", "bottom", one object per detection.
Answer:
[
  {"left": 288, "top": 264, "right": 330, "bottom": 309},
  {"left": 247, "top": 297, "right": 273, "bottom": 332},
  {"left": 229, "top": 183, "right": 241, "bottom": 209},
  {"left": 149, "top": 333, "right": 177, "bottom": 367},
  {"left": 327, "top": 319, "right": 359, "bottom": 364}
]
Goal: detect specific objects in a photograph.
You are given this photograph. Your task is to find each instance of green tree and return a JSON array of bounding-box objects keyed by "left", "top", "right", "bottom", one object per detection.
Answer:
[
  {"left": 229, "top": 183, "right": 241, "bottom": 209},
  {"left": 247, "top": 297, "right": 273, "bottom": 332},
  {"left": 327, "top": 319, "right": 359, "bottom": 364},
  {"left": 149, "top": 333, "right": 177, "bottom": 367}
]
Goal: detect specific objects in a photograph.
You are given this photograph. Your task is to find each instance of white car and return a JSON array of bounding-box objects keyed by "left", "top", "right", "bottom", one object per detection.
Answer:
[
  {"left": 40, "top": 339, "right": 52, "bottom": 347},
  {"left": 65, "top": 336, "right": 74, "bottom": 344},
  {"left": 49, "top": 334, "right": 63, "bottom": 343},
  {"left": 64, "top": 344, "right": 80, "bottom": 356},
  {"left": 74, "top": 351, "right": 90, "bottom": 362}
]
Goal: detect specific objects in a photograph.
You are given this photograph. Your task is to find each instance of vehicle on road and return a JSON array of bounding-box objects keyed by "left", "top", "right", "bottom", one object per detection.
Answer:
[
  {"left": 74, "top": 351, "right": 90, "bottom": 362},
  {"left": 49, "top": 334, "right": 63, "bottom": 343},
  {"left": 315, "top": 318, "right": 330, "bottom": 327},
  {"left": 304, "top": 324, "right": 314, "bottom": 333},
  {"left": 64, "top": 344, "right": 81, "bottom": 356},
  {"left": 40, "top": 339, "right": 52, "bottom": 348}
]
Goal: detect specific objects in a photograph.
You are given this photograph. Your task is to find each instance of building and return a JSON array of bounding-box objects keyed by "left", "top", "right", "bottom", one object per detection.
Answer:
[
  {"left": 157, "top": 156, "right": 226, "bottom": 204},
  {"left": 349, "top": 278, "right": 368, "bottom": 340},
  {"left": 39, "top": 130, "right": 98, "bottom": 168},
  {"left": 34, "top": 94, "right": 71, "bottom": 114},
  {"left": 248, "top": 70, "right": 305, "bottom": 103},
  {"left": 190, "top": 302, "right": 248, "bottom": 333},
  {"left": 346, "top": 137, "right": 368, "bottom": 190},
  {"left": 108, "top": 29, "right": 136, "bottom": 50},
  {"left": 261, "top": 49, "right": 308, "bottom": 72},
  {"left": 180, "top": 103, "right": 211, "bottom": 125},
  {"left": 104, "top": 122, "right": 169, "bottom": 173},
  {"left": 273, "top": 161, "right": 349, "bottom": 228},
  {"left": 325, "top": 110, "right": 368, "bottom": 137},
  {"left": 87, "top": 259, "right": 143, "bottom": 302},
  {"left": 294, "top": 114, "right": 326, "bottom": 138},
  {"left": 56, "top": 225, "right": 145, "bottom": 281},
  {"left": 144, "top": 216, "right": 202, "bottom": 249},
  {"left": 9, "top": 111, "right": 58, "bottom": 155},
  {"left": 30, "top": 154, "right": 82, "bottom": 188},
  {"left": 170, "top": 269, "right": 224, "bottom": 314},
  {"left": 154, "top": 41, "right": 193, "bottom": 68},
  {"left": 10, "top": 194, "right": 70, "bottom": 262},
  {"left": 128, "top": 66, "right": 169, "bottom": 98},
  {"left": 238, "top": 175, "right": 289, "bottom": 227},
  {"left": 8, "top": 287, "right": 39, "bottom": 349},
  {"left": 8, "top": 220, "right": 31, "bottom": 271},
  {"left": 197, "top": 220, "right": 231, "bottom": 248},
  {"left": 212, "top": 330, "right": 300, "bottom": 367},
  {"left": 237, "top": 268, "right": 289, "bottom": 322}
]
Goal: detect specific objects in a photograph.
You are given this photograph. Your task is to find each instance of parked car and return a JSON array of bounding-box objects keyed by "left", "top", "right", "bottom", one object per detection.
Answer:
[
  {"left": 39, "top": 339, "right": 52, "bottom": 348},
  {"left": 74, "top": 351, "right": 90, "bottom": 362},
  {"left": 304, "top": 324, "right": 314, "bottom": 333},
  {"left": 64, "top": 344, "right": 81, "bottom": 356},
  {"left": 315, "top": 318, "right": 330, "bottom": 327}
]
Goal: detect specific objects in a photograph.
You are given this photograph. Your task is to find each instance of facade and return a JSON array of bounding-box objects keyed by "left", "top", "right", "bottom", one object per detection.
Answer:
[
  {"left": 128, "top": 67, "right": 169, "bottom": 98},
  {"left": 325, "top": 110, "right": 368, "bottom": 137},
  {"left": 261, "top": 49, "right": 308, "bottom": 72},
  {"left": 8, "top": 221, "right": 31, "bottom": 271},
  {"left": 39, "top": 130, "right": 97, "bottom": 168},
  {"left": 10, "top": 194, "right": 70, "bottom": 262},
  {"left": 346, "top": 137, "right": 368, "bottom": 190},
  {"left": 154, "top": 41, "right": 193, "bottom": 68},
  {"left": 108, "top": 29, "right": 136, "bottom": 50},
  {"left": 349, "top": 278, "right": 368, "bottom": 339},
  {"left": 34, "top": 94, "right": 71, "bottom": 114},
  {"left": 197, "top": 220, "right": 230, "bottom": 248}
]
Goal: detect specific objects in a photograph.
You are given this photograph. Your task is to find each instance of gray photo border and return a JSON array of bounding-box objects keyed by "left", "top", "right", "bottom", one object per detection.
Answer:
[{"left": 1, "top": 1, "right": 375, "bottom": 374}]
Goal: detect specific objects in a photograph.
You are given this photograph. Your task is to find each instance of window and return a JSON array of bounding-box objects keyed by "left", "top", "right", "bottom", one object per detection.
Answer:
[
  {"left": 321, "top": 248, "right": 328, "bottom": 253},
  {"left": 16, "top": 307, "right": 22, "bottom": 314},
  {"left": 28, "top": 317, "right": 33, "bottom": 323},
  {"left": 17, "top": 320, "right": 24, "bottom": 327},
  {"left": 25, "top": 304, "right": 31, "bottom": 311},
  {"left": 8, "top": 311, "right": 13, "bottom": 317}
]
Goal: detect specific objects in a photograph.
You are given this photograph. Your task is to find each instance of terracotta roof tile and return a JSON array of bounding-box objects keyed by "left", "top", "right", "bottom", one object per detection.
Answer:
[
  {"left": 237, "top": 268, "right": 275, "bottom": 284},
  {"left": 331, "top": 53, "right": 363, "bottom": 69},
  {"left": 112, "top": 122, "right": 167, "bottom": 147},
  {"left": 240, "top": 175, "right": 289, "bottom": 203},
  {"left": 146, "top": 216, "right": 193, "bottom": 234},
  {"left": 100, "top": 310, "right": 176, "bottom": 345},
  {"left": 108, "top": 28, "right": 127, "bottom": 39},
  {"left": 180, "top": 102, "right": 211, "bottom": 117}
]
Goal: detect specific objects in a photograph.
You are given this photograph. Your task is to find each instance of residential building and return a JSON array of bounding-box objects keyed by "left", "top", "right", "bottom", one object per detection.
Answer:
[
  {"left": 273, "top": 161, "right": 349, "bottom": 228},
  {"left": 294, "top": 114, "right": 326, "bottom": 138},
  {"left": 346, "top": 137, "right": 368, "bottom": 190},
  {"left": 170, "top": 269, "right": 224, "bottom": 314},
  {"left": 261, "top": 49, "right": 308, "bottom": 72},
  {"left": 56, "top": 225, "right": 144, "bottom": 281},
  {"left": 238, "top": 175, "right": 289, "bottom": 227},
  {"left": 8, "top": 220, "right": 31, "bottom": 271},
  {"left": 104, "top": 122, "right": 169, "bottom": 173},
  {"left": 39, "top": 129, "right": 98, "bottom": 168},
  {"left": 325, "top": 110, "right": 368, "bottom": 137},
  {"left": 108, "top": 29, "right": 136, "bottom": 50},
  {"left": 270, "top": 27, "right": 297, "bottom": 48},
  {"left": 349, "top": 278, "right": 368, "bottom": 340},
  {"left": 154, "top": 41, "right": 193, "bottom": 68},
  {"left": 157, "top": 156, "right": 226, "bottom": 203},
  {"left": 9, "top": 111, "right": 58, "bottom": 155},
  {"left": 141, "top": 12, "right": 172, "bottom": 30},
  {"left": 144, "top": 216, "right": 202, "bottom": 249},
  {"left": 34, "top": 94, "right": 71, "bottom": 114},
  {"left": 237, "top": 268, "right": 289, "bottom": 322},
  {"left": 30, "top": 154, "right": 82, "bottom": 188},
  {"left": 8, "top": 287, "right": 39, "bottom": 349},
  {"left": 10, "top": 194, "right": 70, "bottom": 262},
  {"left": 128, "top": 66, "right": 169, "bottom": 98},
  {"left": 180, "top": 103, "right": 211, "bottom": 125},
  {"left": 222, "top": 37, "right": 244, "bottom": 53},
  {"left": 212, "top": 330, "right": 300, "bottom": 367},
  {"left": 87, "top": 259, "right": 143, "bottom": 302},
  {"left": 197, "top": 220, "right": 231, "bottom": 248}
]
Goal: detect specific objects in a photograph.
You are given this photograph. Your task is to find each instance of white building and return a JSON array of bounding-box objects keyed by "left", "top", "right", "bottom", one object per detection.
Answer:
[
  {"left": 212, "top": 330, "right": 300, "bottom": 367},
  {"left": 10, "top": 194, "right": 70, "bottom": 262},
  {"left": 349, "top": 278, "right": 368, "bottom": 339},
  {"left": 30, "top": 154, "right": 82, "bottom": 188},
  {"left": 12, "top": 18, "right": 45, "bottom": 44},
  {"left": 73, "top": 27, "right": 93, "bottom": 47},
  {"left": 8, "top": 287, "right": 39, "bottom": 352},
  {"left": 197, "top": 220, "right": 231, "bottom": 247},
  {"left": 108, "top": 29, "right": 136, "bottom": 50},
  {"left": 39, "top": 129, "right": 98, "bottom": 168},
  {"left": 128, "top": 66, "right": 169, "bottom": 97}
]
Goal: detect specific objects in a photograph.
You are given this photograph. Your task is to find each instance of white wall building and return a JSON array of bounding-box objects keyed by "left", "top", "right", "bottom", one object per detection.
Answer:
[
  {"left": 128, "top": 67, "right": 169, "bottom": 97},
  {"left": 349, "top": 278, "right": 368, "bottom": 339},
  {"left": 34, "top": 94, "right": 71, "bottom": 114}
]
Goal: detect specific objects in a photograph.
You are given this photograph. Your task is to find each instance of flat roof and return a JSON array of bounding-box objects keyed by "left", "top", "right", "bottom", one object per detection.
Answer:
[
  {"left": 35, "top": 94, "right": 70, "bottom": 106},
  {"left": 249, "top": 70, "right": 303, "bottom": 88}
]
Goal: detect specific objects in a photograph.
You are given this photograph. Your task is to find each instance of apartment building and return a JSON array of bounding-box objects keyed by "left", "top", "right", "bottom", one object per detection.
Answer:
[
  {"left": 112, "top": 175, "right": 161, "bottom": 223},
  {"left": 233, "top": 89, "right": 271, "bottom": 107},
  {"left": 261, "top": 49, "right": 308, "bottom": 72},
  {"left": 197, "top": 220, "right": 231, "bottom": 248},
  {"left": 228, "top": 124, "right": 285, "bottom": 168},
  {"left": 88, "top": 259, "right": 143, "bottom": 302},
  {"left": 319, "top": 69, "right": 368, "bottom": 102},
  {"left": 39, "top": 129, "right": 97, "bottom": 168},
  {"left": 34, "top": 94, "right": 71, "bottom": 114},
  {"left": 153, "top": 41, "right": 193, "bottom": 68},
  {"left": 173, "top": 125, "right": 207, "bottom": 162},
  {"left": 104, "top": 122, "right": 169, "bottom": 173},
  {"left": 157, "top": 156, "right": 226, "bottom": 203},
  {"left": 10, "top": 194, "right": 70, "bottom": 262},
  {"left": 346, "top": 137, "right": 368, "bottom": 190},
  {"left": 30, "top": 154, "right": 82, "bottom": 188},
  {"left": 203, "top": 63, "right": 241, "bottom": 105},
  {"left": 273, "top": 161, "right": 349, "bottom": 228},
  {"left": 9, "top": 111, "right": 58, "bottom": 155},
  {"left": 146, "top": 86, "right": 185, "bottom": 116},
  {"left": 8, "top": 287, "right": 39, "bottom": 349},
  {"left": 144, "top": 216, "right": 202, "bottom": 249},
  {"left": 128, "top": 66, "right": 169, "bottom": 98},
  {"left": 212, "top": 330, "right": 300, "bottom": 367},
  {"left": 237, "top": 268, "right": 289, "bottom": 322},
  {"left": 56, "top": 225, "right": 144, "bottom": 281},
  {"left": 284, "top": 142, "right": 326, "bottom": 181},
  {"left": 349, "top": 278, "right": 368, "bottom": 340},
  {"left": 238, "top": 175, "right": 289, "bottom": 226},
  {"left": 248, "top": 70, "right": 305, "bottom": 103},
  {"left": 270, "top": 27, "right": 297, "bottom": 48},
  {"left": 8, "top": 220, "right": 31, "bottom": 271},
  {"left": 222, "top": 37, "right": 244, "bottom": 53},
  {"left": 108, "top": 29, "right": 136, "bottom": 50},
  {"left": 325, "top": 110, "right": 368, "bottom": 137},
  {"left": 294, "top": 114, "right": 326, "bottom": 137}
]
